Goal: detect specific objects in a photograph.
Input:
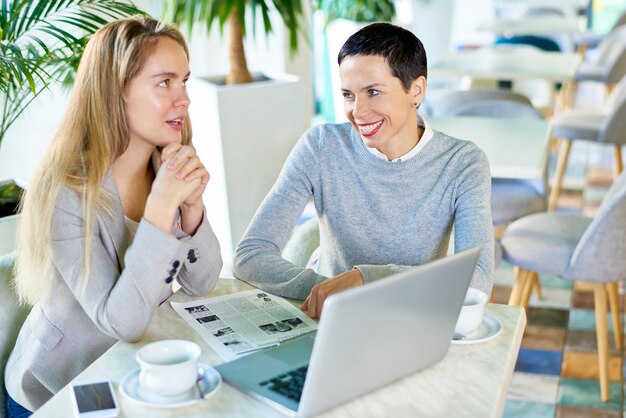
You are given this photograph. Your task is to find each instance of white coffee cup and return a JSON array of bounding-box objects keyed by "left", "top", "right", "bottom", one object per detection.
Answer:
[
  {"left": 136, "top": 339, "right": 201, "bottom": 397},
  {"left": 454, "top": 288, "right": 488, "bottom": 336}
]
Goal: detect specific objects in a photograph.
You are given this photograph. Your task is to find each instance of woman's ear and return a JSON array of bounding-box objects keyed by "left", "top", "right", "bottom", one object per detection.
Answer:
[{"left": 411, "top": 76, "right": 427, "bottom": 107}]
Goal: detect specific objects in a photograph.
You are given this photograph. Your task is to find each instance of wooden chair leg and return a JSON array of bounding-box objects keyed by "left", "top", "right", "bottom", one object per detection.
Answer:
[
  {"left": 606, "top": 83, "right": 615, "bottom": 98},
  {"left": 613, "top": 145, "right": 623, "bottom": 178},
  {"left": 548, "top": 138, "right": 572, "bottom": 212},
  {"left": 509, "top": 268, "right": 531, "bottom": 307},
  {"left": 593, "top": 283, "right": 610, "bottom": 402},
  {"left": 533, "top": 273, "right": 543, "bottom": 300},
  {"left": 566, "top": 80, "right": 577, "bottom": 110},
  {"left": 607, "top": 282, "right": 623, "bottom": 350},
  {"left": 520, "top": 271, "right": 536, "bottom": 309},
  {"left": 556, "top": 80, "right": 576, "bottom": 111}
]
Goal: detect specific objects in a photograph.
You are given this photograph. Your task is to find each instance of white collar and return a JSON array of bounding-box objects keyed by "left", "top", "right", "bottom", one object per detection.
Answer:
[{"left": 364, "top": 113, "right": 433, "bottom": 162}]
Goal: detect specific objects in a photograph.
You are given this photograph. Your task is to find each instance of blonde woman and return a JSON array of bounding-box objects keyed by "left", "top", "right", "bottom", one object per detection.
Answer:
[{"left": 5, "top": 16, "right": 222, "bottom": 416}]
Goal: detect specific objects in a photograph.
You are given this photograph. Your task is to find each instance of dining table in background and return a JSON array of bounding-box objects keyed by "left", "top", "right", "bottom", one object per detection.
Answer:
[
  {"left": 429, "top": 116, "right": 551, "bottom": 181},
  {"left": 476, "top": 15, "right": 585, "bottom": 37},
  {"left": 32, "top": 279, "right": 526, "bottom": 418},
  {"left": 429, "top": 48, "right": 581, "bottom": 111},
  {"left": 430, "top": 48, "right": 581, "bottom": 84}
]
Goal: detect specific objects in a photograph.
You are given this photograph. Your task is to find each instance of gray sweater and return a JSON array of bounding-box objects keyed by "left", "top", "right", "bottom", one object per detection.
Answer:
[{"left": 234, "top": 123, "right": 494, "bottom": 299}]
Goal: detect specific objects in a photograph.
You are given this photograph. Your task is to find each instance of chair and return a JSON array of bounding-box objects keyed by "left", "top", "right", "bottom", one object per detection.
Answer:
[
  {"left": 281, "top": 216, "right": 320, "bottom": 269},
  {"left": 431, "top": 90, "right": 547, "bottom": 227},
  {"left": 501, "top": 170, "right": 626, "bottom": 401},
  {"left": 547, "top": 75, "right": 626, "bottom": 211},
  {"left": 575, "top": 9, "right": 626, "bottom": 57},
  {"left": 0, "top": 215, "right": 29, "bottom": 415},
  {"left": 571, "top": 25, "right": 626, "bottom": 99},
  {"left": 0, "top": 252, "right": 30, "bottom": 417}
]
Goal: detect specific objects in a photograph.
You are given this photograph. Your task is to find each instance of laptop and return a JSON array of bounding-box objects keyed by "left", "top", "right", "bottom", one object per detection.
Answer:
[{"left": 215, "top": 248, "right": 480, "bottom": 417}]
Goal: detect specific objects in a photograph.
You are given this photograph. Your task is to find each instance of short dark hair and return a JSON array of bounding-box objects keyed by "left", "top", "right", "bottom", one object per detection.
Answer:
[{"left": 338, "top": 22, "right": 427, "bottom": 92}]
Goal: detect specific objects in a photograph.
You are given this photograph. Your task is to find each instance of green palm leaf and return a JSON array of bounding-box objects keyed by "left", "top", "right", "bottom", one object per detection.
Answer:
[
  {"left": 0, "top": 0, "right": 144, "bottom": 143},
  {"left": 316, "top": 0, "right": 395, "bottom": 24},
  {"left": 162, "top": 0, "right": 305, "bottom": 55}
]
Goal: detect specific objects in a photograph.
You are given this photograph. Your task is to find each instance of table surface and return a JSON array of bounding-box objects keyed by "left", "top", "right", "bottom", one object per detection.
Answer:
[
  {"left": 33, "top": 279, "right": 526, "bottom": 418},
  {"left": 429, "top": 49, "right": 581, "bottom": 82},
  {"left": 495, "top": 0, "right": 586, "bottom": 5},
  {"left": 430, "top": 116, "right": 550, "bottom": 180},
  {"left": 477, "top": 15, "right": 584, "bottom": 36}
]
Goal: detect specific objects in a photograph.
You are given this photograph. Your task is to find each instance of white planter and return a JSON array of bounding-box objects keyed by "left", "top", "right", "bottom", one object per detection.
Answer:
[
  {"left": 325, "top": 19, "right": 368, "bottom": 123},
  {"left": 188, "top": 74, "right": 310, "bottom": 269},
  {"left": 0, "top": 214, "right": 19, "bottom": 256}
]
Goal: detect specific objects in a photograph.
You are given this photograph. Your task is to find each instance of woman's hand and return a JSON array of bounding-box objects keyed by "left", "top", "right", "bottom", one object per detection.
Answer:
[
  {"left": 160, "top": 144, "right": 210, "bottom": 208},
  {"left": 160, "top": 143, "right": 209, "bottom": 234},
  {"left": 144, "top": 144, "right": 208, "bottom": 234},
  {"left": 300, "top": 268, "right": 364, "bottom": 319}
]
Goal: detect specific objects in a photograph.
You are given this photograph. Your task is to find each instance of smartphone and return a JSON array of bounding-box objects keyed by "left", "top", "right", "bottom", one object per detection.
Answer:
[{"left": 70, "top": 380, "right": 119, "bottom": 418}]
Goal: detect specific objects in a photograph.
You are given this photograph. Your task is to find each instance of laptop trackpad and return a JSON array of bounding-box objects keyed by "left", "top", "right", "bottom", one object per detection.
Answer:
[{"left": 265, "top": 334, "right": 315, "bottom": 366}]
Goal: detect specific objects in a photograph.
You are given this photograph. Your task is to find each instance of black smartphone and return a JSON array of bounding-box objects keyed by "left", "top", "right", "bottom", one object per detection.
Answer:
[{"left": 70, "top": 380, "right": 119, "bottom": 418}]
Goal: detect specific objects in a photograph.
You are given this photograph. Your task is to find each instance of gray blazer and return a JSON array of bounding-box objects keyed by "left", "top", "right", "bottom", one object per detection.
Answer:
[{"left": 5, "top": 174, "right": 222, "bottom": 411}]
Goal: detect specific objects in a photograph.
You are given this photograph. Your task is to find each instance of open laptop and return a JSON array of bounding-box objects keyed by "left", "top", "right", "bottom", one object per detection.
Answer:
[{"left": 215, "top": 248, "right": 480, "bottom": 417}]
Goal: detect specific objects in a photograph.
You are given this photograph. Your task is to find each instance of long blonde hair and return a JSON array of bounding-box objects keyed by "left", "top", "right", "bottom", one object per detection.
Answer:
[{"left": 14, "top": 16, "right": 192, "bottom": 305}]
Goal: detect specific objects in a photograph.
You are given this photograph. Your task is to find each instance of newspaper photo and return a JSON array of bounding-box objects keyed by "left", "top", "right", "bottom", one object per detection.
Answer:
[{"left": 171, "top": 289, "right": 318, "bottom": 361}]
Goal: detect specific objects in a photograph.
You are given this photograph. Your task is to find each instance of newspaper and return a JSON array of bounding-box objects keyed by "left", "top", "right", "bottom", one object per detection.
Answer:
[{"left": 171, "top": 289, "right": 318, "bottom": 361}]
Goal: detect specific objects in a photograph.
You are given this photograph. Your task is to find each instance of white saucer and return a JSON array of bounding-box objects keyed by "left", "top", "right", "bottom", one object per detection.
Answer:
[
  {"left": 120, "top": 363, "right": 221, "bottom": 408},
  {"left": 451, "top": 312, "right": 503, "bottom": 345}
]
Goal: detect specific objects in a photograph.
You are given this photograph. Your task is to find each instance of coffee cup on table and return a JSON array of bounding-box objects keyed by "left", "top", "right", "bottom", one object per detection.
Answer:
[
  {"left": 136, "top": 339, "right": 201, "bottom": 397},
  {"left": 454, "top": 288, "right": 488, "bottom": 336}
]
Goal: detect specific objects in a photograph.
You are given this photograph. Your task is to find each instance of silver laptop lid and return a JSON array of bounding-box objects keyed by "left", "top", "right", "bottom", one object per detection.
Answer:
[{"left": 298, "top": 248, "right": 480, "bottom": 417}]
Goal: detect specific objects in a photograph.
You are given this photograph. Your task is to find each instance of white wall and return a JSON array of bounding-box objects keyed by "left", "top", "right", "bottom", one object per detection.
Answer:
[
  {"left": 0, "top": 85, "right": 69, "bottom": 186},
  {"left": 0, "top": 1, "right": 313, "bottom": 187}
]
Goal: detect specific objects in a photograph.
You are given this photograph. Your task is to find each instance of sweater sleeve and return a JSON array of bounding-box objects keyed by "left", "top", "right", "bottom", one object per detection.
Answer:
[
  {"left": 453, "top": 144, "right": 494, "bottom": 295},
  {"left": 233, "top": 128, "right": 329, "bottom": 300}
]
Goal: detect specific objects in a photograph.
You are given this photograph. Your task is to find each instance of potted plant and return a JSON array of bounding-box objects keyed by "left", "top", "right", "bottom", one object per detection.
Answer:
[
  {"left": 314, "top": 0, "right": 395, "bottom": 122},
  {"left": 161, "top": 1, "right": 312, "bottom": 261},
  {"left": 318, "top": 0, "right": 395, "bottom": 24},
  {"left": 163, "top": 0, "right": 305, "bottom": 84},
  {"left": 0, "top": 0, "right": 143, "bottom": 218}
]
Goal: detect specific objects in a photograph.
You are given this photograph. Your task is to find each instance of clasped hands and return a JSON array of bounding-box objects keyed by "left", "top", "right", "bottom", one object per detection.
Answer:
[
  {"left": 300, "top": 268, "right": 364, "bottom": 319},
  {"left": 145, "top": 143, "right": 209, "bottom": 234},
  {"left": 155, "top": 143, "right": 209, "bottom": 208}
]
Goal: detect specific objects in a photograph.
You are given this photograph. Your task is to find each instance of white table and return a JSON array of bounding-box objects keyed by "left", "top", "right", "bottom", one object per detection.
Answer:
[
  {"left": 32, "top": 279, "right": 526, "bottom": 418},
  {"left": 430, "top": 116, "right": 550, "bottom": 180},
  {"left": 477, "top": 16, "right": 584, "bottom": 36},
  {"left": 493, "top": 0, "right": 588, "bottom": 17},
  {"left": 430, "top": 49, "right": 581, "bottom": 83}
]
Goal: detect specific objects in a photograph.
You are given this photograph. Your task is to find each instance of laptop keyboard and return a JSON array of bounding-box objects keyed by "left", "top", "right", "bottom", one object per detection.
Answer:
[{"left": 260, "top": 365, "right": 309, "bottom": 402}]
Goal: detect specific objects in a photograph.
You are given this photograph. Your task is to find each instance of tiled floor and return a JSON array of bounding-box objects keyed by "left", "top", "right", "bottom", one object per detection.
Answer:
[{"left": 494, "top": 154, "right": 624, "bottom": 417}]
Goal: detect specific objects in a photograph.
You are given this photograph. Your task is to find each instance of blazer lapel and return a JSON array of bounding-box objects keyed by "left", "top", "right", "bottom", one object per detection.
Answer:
[{"left": 101, "top": 172, "right": 126, "bottom": 270}]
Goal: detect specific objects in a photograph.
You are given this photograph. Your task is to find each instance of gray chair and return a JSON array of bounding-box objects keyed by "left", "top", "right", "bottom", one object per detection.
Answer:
[
  {"left": 0, "top": 252, "right": 30, "bottom": 417},
  {"left": 431, "top": 89, "right": 544, "bottom": 120},
  {"left": 548, "top": 75, "right": 626, "bottom": 211},
  {"left": 573, "top": 25, "right": 626, "bottom": 87},
  {"left": 575, "top": 9, "right": 626, "bottom": 56},
  {"left": 431, "top": 89, "right": 547, "bottom": 227},
  {"left": 501, "top": 170, "right": 626, "bottom": 402},
  {"left": 281, "top": 216, "right": 320, "bottom": 269}
]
